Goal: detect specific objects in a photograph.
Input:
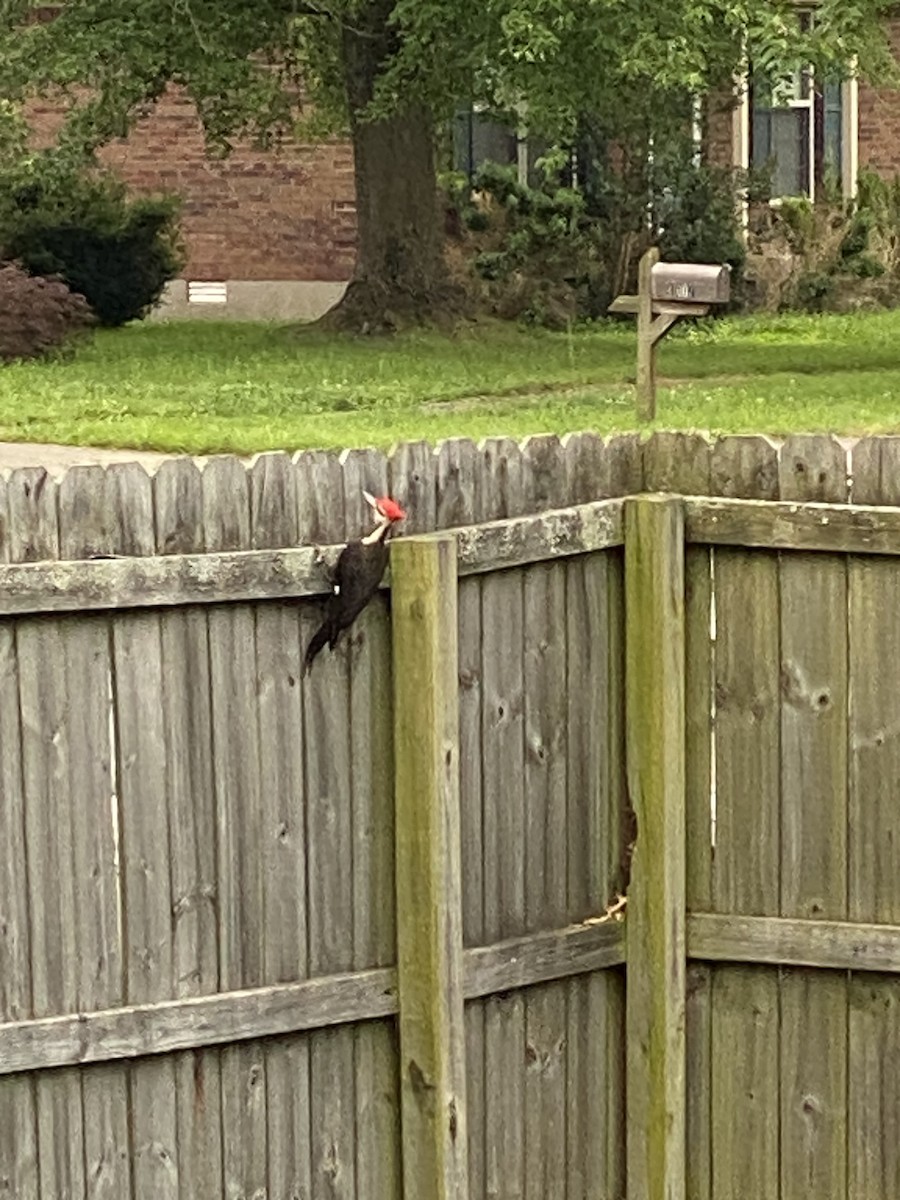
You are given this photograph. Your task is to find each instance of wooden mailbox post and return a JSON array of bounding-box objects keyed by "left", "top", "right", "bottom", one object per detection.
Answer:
[{"left": 609, "top": 246, "right": 731, "bottom": 422}]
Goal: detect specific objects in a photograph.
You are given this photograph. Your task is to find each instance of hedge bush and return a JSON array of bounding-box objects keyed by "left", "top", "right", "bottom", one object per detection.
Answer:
[{"left": 0, "top": 156, "right": 184, "bottom": 326}]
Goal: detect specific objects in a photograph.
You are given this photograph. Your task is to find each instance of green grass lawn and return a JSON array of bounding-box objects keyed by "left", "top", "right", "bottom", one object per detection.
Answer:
[{"left": 3, "top": 309, "right": 900, "bottom": 454}]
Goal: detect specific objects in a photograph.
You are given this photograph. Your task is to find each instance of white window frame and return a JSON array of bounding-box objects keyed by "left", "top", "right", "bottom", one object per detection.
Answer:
[{"left": 733, "top": 68, "right": 858, "bottom": 201}]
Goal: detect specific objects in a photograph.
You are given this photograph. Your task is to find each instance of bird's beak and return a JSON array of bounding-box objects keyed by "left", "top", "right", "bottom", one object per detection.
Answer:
[{"left": 363, "top": 490, "right": 379, "bottom": 511}]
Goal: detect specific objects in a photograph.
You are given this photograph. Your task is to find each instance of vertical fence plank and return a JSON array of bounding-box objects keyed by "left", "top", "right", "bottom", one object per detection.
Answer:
[
  {"left": 436, "top": 438, "right": 487, "bottom": 1200},
  {"left": 13, "top": 468, "right": 86, "bottom": 1200},
  {"left": 202, "top": 456, "right": 268, "bottom": 1200},
  {"left": 0, "top": 472, "right": 38, "bottom": 1200},
  {"left": 562, "top": 431, "right": 606, "bottom": 505},
  {"left": 480, "top": 438, "right": 527, "bottom": 1200},
  {"left": 705, "top": 436, "right": 781, "bottom": 1200},
  {"left": 563, "top": 439, "right": 628, "bottom": 1200},
  {"left": 250, "top": 451, "right": 315, "bottom": 1200},
  {"left": 296, "top": 449, "right": 359, "bottom": 1200},
  {"left": 522, "top": 553, "right": 567, "bottom": 1200},
  {"left": 625, "top": 495, "right": 686, "bottom": 1200},
  {"left": 480, "top": 437, "right": 526, "bottom": 523},
  {"left": 709, "top": 435, "right": 780, "bottom": 502},
  {"left": 852, "top": 435, "right": 900, "bottom": 507},
  {"left": 601, "top": 549, "right": 628, "bottom": 1200},
  {"left": 564, "top": 548, "right": 624, "bottom": 1200},
  {"left": 778, "top": 435, "right": 849, "bottom": 1200},
  {"left": 643, "top": 432, "right": 711, "bottom": 496},
  {"left": 154, "top": 458, "right": 224, "bottom": 1200},
  {"left": 846, "top": 442, "right": 900, "bottom": 1200},
  {"left": 57, "top": 466, "right": 132, "bottom": 1200},
  {"left": 392, "top": 534, "right": 468, "bottom": 1200},
  {"left": 389, "top": 440, "right": 437, "bottom": 533},
  {"left": 107, "top": 463, "right": 179, "bottom": 1200},
  {"left": 521, "top": 438, "right": 568, "bottom": 1200},
  {"left": 603, "top": 433, "right": 645, "bottom": 497},
  {"left": 672, "top": 439, "right": 713, "bottom": 1200},
  {"left": 342, "top": 447, "right": 402, "bottom": 1200}
]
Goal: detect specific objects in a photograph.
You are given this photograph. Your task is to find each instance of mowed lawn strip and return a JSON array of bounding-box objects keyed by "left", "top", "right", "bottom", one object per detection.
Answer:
[{"left": 1, "top": 311, "right": 900, "bottom": 453}]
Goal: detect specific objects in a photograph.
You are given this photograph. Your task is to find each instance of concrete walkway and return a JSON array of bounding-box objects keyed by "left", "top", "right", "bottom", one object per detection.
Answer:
[{"left": 0, "top": 441, "right": 206, "bottom": 474}]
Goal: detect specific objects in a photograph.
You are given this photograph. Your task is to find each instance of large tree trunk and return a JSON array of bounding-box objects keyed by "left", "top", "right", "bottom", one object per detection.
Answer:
[{"left": 320, "top": 1, "right": 464, "bottom": 332}]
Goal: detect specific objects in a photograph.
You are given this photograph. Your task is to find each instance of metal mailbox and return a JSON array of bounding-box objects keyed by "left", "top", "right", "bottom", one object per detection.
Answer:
[{"left": 650, "top": 262, "right": 731, "bottom": 305}]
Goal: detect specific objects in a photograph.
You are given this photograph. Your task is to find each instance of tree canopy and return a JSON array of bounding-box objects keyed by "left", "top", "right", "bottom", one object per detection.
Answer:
[{"left": 0, "top": 0, "right": 895, "bottom": 327}]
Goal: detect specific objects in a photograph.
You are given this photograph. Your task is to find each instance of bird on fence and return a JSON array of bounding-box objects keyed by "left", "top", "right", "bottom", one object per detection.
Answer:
[{"left": 303, "top": 491, "right": 407, "bottom": 675}]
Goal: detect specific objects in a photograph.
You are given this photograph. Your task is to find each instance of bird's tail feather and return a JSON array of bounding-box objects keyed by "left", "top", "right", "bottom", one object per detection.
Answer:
[{"left": 303, "top": 621, "right": 331, "bottom": 676}]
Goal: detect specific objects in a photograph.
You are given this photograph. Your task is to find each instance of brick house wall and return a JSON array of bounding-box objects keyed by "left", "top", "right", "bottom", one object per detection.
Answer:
[
  {"left": 858, "top": 15, "right": 900, "bottom": 174},
  {"left": 29, "top": 87, "right": 358, "bottom": 283},
  {"left": 703, "top": 89, "right": 740, "bottom": 172}
]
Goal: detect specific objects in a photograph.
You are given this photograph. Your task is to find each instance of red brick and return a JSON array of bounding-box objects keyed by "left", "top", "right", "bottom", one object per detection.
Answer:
[
  {"left": 26, "top": 84, "right": 357, "bottom": 282},
  {"left": 859, "top": 18, "right": 900, "bottom": 177}
]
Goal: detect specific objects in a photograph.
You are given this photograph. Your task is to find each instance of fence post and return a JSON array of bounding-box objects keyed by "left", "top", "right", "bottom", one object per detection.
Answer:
[
  {"left": 391, "top": 533, "right": 469, "bottom": 1200},
  {"left": 625, "top": 495, "right": 686, "bottom": 1200}
]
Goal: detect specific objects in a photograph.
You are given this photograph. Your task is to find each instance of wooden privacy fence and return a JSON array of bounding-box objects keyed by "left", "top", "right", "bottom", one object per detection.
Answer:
[{"left": 2, "top": 431, "right": 900, "bottom": 1200}]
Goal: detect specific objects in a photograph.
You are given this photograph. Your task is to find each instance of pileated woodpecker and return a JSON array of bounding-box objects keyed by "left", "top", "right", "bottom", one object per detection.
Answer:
[{"left": 303, "top": 491, "right": 407, "bottom": 674}]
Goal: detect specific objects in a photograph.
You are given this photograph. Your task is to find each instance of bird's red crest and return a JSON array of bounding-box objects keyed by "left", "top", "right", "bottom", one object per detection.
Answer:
[
  {"left": 376, "top": 496, "right": 407, "bottom": 523},
  {"left": 363, "top": 490, "right": 407, "bottom": 523}
]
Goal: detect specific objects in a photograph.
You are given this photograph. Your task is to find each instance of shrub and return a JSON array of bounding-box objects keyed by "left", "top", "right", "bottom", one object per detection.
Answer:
[
  {"left": 443, "top": 133, "right": 751, "bottom": 326},
  {"left": 0, "top": 154, "right": 184, "bottom": 326},
  {"left": 443, "top": 159, "right": 611, "bottom": 327},
  {"left": 656, "top": 162, "right": 749, "bottom": 291},
  {"left": 744, "top": 172, "right": 900, "bottom": 313},
  {"left": 0, "top": 262, "right": 94, "bottom": 362}
]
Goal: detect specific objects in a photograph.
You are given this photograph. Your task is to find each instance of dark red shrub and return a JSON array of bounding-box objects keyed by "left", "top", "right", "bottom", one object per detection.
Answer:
[{"left": 0, "top": 261, "right": 94, "bottom": 362}]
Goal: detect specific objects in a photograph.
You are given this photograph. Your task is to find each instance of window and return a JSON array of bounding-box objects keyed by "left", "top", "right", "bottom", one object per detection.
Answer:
[
  {"left": 451, "top": 104, "right": 551, "bottom": 188},
  {"left": 747, "top": 7, "right": 854, "bottom": 199},
  {"left": 453, "top": 106, "right": 520, "bottom": 181},
  {"left": 750, "top": 68, "right": 845, "bottom": 198}
]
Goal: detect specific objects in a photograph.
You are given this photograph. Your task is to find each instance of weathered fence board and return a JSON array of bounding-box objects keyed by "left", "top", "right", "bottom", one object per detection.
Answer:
[
  {"left": 564, "top": 548, "right": 627, "bottom": 1200},
  {"left": 154, "top": 457, "right": 224, "bottom": 1200},
  {"left": 676, "top": 435, "right": 713, "bottom": 1200},
  {"left": 481, "top": 439, "right": 528, "bottom": 1200},
  {"left": 779, "top": 439, "right": 849, "bottom": 1200},
  {"left": 848, "top": 430, "right": 900, "bottom": 1198},
  {"left": 523, "top": 560, "right": 567, "bottom": 1200},
  {"left": 685, "top": 495, "right": 900, "bottom": 554},
  {"left": 0, "top": 472, "right": 39, "bottom": 1200},
  {"left": 348, "top": 448, "right": 404, "bottom": 1197},
  {"left": 710, "top": 522, "right": 780, "bottom": 1200},
  {"left": 112, "top": 463, "right": 179, "bottom": 1200},
  {"left": 0, "top": 923, "right": 623, "bottom": 1079},
  {"left": 444, "top": 439, "right": 489, "bottom": 1200},
  {"left": 689, "top": 914, "right": 900, "bottom": 972}
]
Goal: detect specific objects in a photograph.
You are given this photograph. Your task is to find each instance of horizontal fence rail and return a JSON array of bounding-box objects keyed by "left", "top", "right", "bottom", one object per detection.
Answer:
[
  {"left": 0, "top": 920, "right": 624, "bottom": 1076},
  {"left": 685, "top": 495, "right": 900, "bottom": 554},
  {"left": 0, "top": 499, "right": 624, "bottom": 615},
  {"left": 9, "top": 907, "right": 897, "bottom": 1082},
  {"left": 9, "top": 492, "right": 900, "bottom": 619},
  {"left": 687, "top": 914, "right": 900, "bottom": 973}
]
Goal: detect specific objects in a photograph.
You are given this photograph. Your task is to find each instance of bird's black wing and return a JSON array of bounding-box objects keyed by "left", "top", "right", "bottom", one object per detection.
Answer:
[{"left": 302, "top": 540, "right": 389, "bottom": 673}]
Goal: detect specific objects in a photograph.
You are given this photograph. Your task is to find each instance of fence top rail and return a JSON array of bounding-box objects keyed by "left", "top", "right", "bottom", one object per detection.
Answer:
[
  {"left": 682, "top": 495, "right": 900, "bottom": 555},
  {"left": 0, "top": 497, "right": 625, "bottom": 617},
  {"left": 4, "top": 491, "right": 900, "bottom": 617}
]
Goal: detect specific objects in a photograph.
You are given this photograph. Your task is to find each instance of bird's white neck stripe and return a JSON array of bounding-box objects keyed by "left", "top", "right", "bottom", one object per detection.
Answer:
[{"left": 361, "top": 519, "right": 390, "bottom": 545}]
